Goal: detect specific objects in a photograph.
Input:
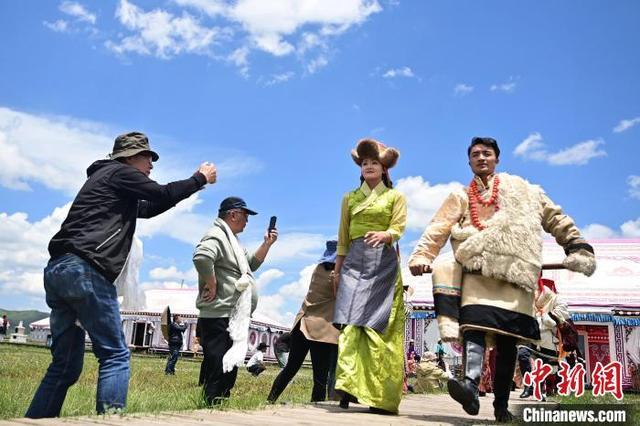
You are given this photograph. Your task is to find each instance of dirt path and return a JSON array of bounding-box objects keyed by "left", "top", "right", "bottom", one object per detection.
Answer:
[{"left": 1, "top": 391, "right": 542, "bottom": 425}]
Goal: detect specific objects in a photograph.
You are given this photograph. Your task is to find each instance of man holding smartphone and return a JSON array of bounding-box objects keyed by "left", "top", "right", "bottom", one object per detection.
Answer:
[{"left": 193, "top": 197, "right": 278, "bottom": 405}]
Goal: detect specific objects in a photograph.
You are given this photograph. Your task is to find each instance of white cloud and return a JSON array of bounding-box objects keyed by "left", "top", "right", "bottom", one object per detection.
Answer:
[
  {"left": 43, "top": 20, "right": 69, "bottom": 33},
  {"left": 254, "top": 293, "right": 290, "bottom": 325},
  {"left": 580, "top": 219, "right": 640, "bottom": 239},
  {"left": 383, "top": 66, "right": 414, "bottom": 79},
  {"left": 613, "top": 117, "right": 640, "bottom": 133},
  {"left": 106, "top": 0, "right": 220, "bottom": 59},
  {"left": 395, "top": 176, "right": 464, "bottom": 231},
  {"left": 255, "top": 268, "right": 285, "bottom": 291},
  {"left": 0, "top": 107, "right": 112, "bottom": 194},
  {"left": 490, "top": 76, "right": 518, "bottom": 93},
  {"left": 137, "top": 194, "right": 213, "bottom": 245},
  {"left": 0, "top": 106, "right": 238, "bottom": 195},
  {"left": 306, "top": 55, "right": 329, "bottom": 74},
  {"left": 0, "top": 271, "right": 46, "bottom": 298},
  {"left": 513, "top": 132, "right": 547, "bottom": 161},
  {"left": 580, "top": 224, "right": 617, "bottom": 240},
  {"left": 140, "top": 280, "right": 195, "bottom": 291},
  {"left": 247, "top": 232, "right": 326, "bottom": 263},
  {"left": 514, "top": 132, "right": 606, "bottom": 166},
  {"left": 254, "top": 263, "right": 316, "bottom": 326},
  {"left": 547, "top": 139, "right": 607, "bottom": 166},
  {"left": 453, "top": 83, "right": 474, "bottom": 96},
  {"left": 228, "top": 46, "right": 250, "bottom": 78},
  {"left": 628, "top": 175, "right": 640, "bottom": 200},
  {"left": 149, "top": 265, "right": 198, "bottom": 282},
  {"left": 173, "top": 0, "right": 227, "bottom": 17},
  {"left": 621, "top": 218, "right": 640, "bottom": 237},
  {"left": 0, "top": 204, "right": 71, "bottom": 301},
  {"left": 216, "top": 156, "right": 264, "bottom": 177},
  {"left": 297, "top": 32, "right": 326, "bottom": 55},
  {"left": 50, "top": 0, "right": 382, "bottom": 75},
  {"left": 227, "top": 0, "right": 382, "bottom": 52},
  {"left": 264, "top": 71, "right": 295, "bottom": 86},
  {"left": 60, "top": 1, "right": 97, "bottom": 25}
]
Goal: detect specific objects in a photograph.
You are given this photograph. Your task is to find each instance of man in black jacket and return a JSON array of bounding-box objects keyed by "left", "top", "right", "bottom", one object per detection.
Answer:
[
  {"left": 26, "top": 132, "right": 217, "bottom": 418},
  {"left": 165, "top": 314, "right": 187, "bottom": 375}
]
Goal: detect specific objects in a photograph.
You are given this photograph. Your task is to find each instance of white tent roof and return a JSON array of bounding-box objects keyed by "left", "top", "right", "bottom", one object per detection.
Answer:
[
  {"left": 406, "top": 239, "right": 640, "bottom": 312},
  {"left": 30, "top": 317, "right": 50, "bottom": 328}
]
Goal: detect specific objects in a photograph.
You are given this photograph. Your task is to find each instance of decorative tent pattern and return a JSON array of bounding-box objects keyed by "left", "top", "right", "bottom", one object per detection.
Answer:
[{"left": 121, "top": 288, "right": 290, "bottom": 360}]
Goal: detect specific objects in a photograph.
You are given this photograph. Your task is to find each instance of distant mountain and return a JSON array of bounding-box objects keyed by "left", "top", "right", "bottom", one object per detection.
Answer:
[{"left": 0, "top": 309, "right": 49, "bottom": 335}]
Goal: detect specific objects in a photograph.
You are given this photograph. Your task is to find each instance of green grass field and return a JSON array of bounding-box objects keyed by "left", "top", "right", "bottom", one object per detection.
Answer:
[
  {"left": 3, "top": 343, "right": 638, "bottom": 421},
  {"left": 0, "top": 343, "right": 314, "bottom": 420}
]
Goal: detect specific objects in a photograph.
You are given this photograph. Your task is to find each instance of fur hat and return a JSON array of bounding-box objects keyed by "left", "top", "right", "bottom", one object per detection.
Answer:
[{"left": 351, "top": 138, "right": 400, "bottom": 169}]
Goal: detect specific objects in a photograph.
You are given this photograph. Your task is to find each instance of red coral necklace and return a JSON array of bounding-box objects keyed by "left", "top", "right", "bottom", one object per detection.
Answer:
[{"left": 468, "top": 175, "right": 500, "bottom": 230}]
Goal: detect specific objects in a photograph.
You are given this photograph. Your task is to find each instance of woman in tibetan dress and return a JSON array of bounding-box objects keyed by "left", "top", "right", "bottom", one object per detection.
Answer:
[{"left": 332, "top": 139, "right": 407, "bottom": 414}]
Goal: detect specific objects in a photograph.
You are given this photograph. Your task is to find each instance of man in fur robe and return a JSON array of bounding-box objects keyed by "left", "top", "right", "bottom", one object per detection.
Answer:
[{"left": 408, "top": 137, "right": 596, "bottom": 422}]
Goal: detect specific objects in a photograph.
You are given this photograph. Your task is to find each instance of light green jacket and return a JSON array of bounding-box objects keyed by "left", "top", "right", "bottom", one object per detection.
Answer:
[
  {"left": 337, "top": 181, "right": 407, "bottom": 256},
  {"left": 193, "top": 218, "right": 262, "bottom": 318}
]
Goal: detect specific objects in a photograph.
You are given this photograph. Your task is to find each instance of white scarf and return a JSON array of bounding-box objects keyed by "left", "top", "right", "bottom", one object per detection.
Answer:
[{"left": 217, "top": 218, "right": 256, "bottom": 373}]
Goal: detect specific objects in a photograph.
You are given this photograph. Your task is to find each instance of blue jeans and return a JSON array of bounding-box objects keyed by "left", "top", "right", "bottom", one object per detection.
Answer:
[
  {"left": 165, "top": 347, "right": 180, "bottom": 374},
  {"left": 26, "top": 254, "right": 130, "bottom": 418}
]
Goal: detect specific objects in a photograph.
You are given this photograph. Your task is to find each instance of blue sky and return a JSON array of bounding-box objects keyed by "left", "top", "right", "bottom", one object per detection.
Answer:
[{"left": 0, "top": 0, "right": 638, "bottom": 325}]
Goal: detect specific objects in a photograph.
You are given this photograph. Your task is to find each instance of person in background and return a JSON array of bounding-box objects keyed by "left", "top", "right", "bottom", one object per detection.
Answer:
[
  {"left": 165, "top": 314, "right": 187, "bottom": 375},
  {"left": 478, "top": 348, "right": 493, "bottom": 396},
  {"left": 26, "top": 132, "right": 217, "bottom": 418},
  {"left": 247, "top": 342, "right": 268, "bottom": 376},
  {"left": 0, "top": 315, "right": 8, "bottom": 337},
  {"left": 274, "top": 331, "right": 291, "bottom": 368},
  {"left": 519, "top": 278, "right": 570, "bottom": 400},
  {"left": 267, "top": 240, "right": 341, "bottom": 403}
]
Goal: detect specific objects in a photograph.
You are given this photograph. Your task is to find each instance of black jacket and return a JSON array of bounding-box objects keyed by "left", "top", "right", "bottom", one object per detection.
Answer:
[
  {"left": 48, "top": 160, "right": 206, "bottom": 282},
  {"left": 168, "top": 322, "right": 188, "bottom": 347}
]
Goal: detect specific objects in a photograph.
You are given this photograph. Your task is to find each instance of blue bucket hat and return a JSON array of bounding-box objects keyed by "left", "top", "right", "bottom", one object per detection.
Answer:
[{"left": 318, "top": 240, "right": 338, "bottom": 264}]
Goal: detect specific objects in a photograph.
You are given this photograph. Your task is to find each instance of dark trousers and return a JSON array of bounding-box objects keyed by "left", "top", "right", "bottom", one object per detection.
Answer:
[
  {"left": 199, "top": 317, "right": 238, "bottom": 404},
  {"left": 165, "top": 347, "right": 180, "bottom": 374},
  {"left": 518, "top": 346, "right": 532, "bottom": 383},
  {"left": 268, "top": 325, "right": 338, "bottom": 402},
  {"left": 247, "top": 363, "right": 266, "bottom": 376}
]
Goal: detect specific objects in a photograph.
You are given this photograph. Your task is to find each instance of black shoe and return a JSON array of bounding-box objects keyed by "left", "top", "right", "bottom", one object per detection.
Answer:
[
  {"left": 369, "top": 407, "right": 394, "bottom": 415},
  {"left": 448, "top": 379, "right": 480, "bottom": 416},
  {"left": 494, "top": 407, "right": 513, "bottom": 423},
  {"left": 338, "top": 391, "right": 357, "bottom": 409},
  {"left": 448, "top": 333, "right": 485, "bottom": 416},
  {"left": 519, "top": 387, "right": 532, "bottom": 399}
]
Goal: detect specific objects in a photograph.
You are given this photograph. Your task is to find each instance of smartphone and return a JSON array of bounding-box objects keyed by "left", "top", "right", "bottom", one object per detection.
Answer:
[{"left": 268, "top": 216, "right": 277, "bottom": 231}]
